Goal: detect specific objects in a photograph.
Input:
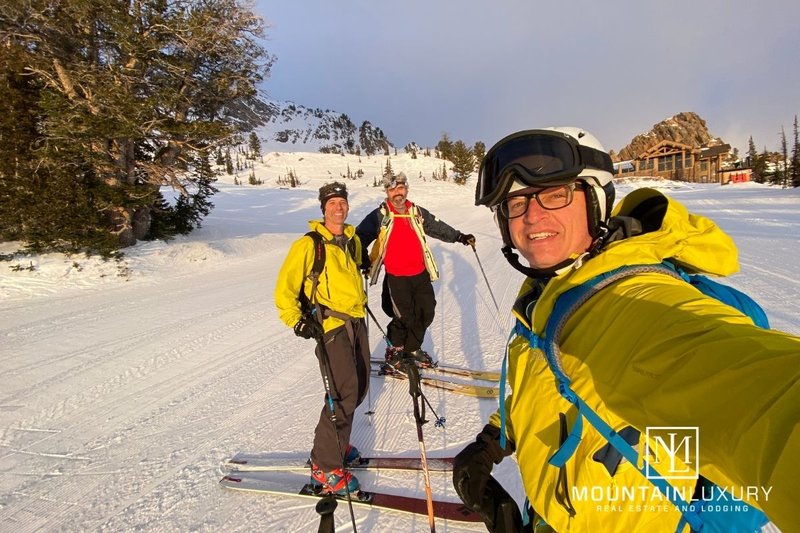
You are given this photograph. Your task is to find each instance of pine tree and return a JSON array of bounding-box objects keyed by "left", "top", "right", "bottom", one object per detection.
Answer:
[
  {"left": 791, "top": 115, "right": 800, "bottom": 187},
  {"left": 383, "top": 159, "right": 394, "bottom": 179},
  {"left": 450, "top": 140, "right": 475, "bottom": 185},
  {"left": 0, "top": 0, "right": 272, "bottom": 252},
  {"left": 248, "top": 132, "right": 262, "bottom": 160},
  {"left": 780, "top": 126, "right": 789, "bottom": 188},
  {"left": 750, "top": 137, "right": 767, "bottom": 184},
  {"left": 473, "top": 141, "right": 486, "bottom": 166},
  {"left": 436, "top": 133, "right": 454, "bottom": 161},
  {"left": 225, "top": 149, "right": 234, "bottom": 175}
]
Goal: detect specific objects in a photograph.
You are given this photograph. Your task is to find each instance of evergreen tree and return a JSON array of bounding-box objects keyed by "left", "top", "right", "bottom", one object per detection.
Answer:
[
  {"left": 791, "top": 115, "right": 800, "bottom": 188},
  {"left": 780, "top": 126, "right": 789, "bottom": 188},
  {"left": 383, "top": 159, "right": 394, "bottom": 179},
  {"left": 750, "top": 137, "right": 767, "bottom": 184},
  {"left": 225, "top": 149, "right": 234, "bottom": 175},
  {"left": 172, "top": 155, "right": 218, "bottom": 234},
  {"left": 473, "top": 141, "right": 486, "bottom": 166},
  {"left": 450, "top": 140, "right": 475, "bottom": 185},
  {"left": 0, "top": 0, "right": 272, "bottom": 253},
  {"left": 248, "top": 132, "right": 262, "bottom": 160},
  {"left": 436, "top": 133, "right": 454, "bottom": 161}
]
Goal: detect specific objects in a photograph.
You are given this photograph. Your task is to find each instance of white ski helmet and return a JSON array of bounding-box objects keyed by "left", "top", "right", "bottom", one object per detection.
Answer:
[{"left": 476, "top": 127, "right": 615, "bottom": 248}]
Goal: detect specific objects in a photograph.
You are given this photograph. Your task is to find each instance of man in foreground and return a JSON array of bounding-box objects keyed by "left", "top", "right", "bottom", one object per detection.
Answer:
[{"left": 453, "top": 127, "right": 800, "bottom": 532}]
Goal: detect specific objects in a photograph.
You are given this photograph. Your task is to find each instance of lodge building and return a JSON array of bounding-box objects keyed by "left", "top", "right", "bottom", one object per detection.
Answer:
[{"left": 614, "top": 140, "right": 751, "bottom": 184}]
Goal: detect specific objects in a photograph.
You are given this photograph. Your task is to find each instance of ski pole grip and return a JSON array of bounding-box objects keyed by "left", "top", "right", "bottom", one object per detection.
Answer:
[{"left": 315, "top": 495, "right": 337, "bottom": 533}]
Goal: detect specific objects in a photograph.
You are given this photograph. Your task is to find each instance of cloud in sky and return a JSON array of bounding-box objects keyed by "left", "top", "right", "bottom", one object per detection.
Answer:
[{"left": 254, "top": 0, "right": 799, "bottom": 155}]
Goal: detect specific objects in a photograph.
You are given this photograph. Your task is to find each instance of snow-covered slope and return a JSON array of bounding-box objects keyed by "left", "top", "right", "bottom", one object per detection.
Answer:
[{"left": 1, "top": 155, "right": 799, "bottom": 531}]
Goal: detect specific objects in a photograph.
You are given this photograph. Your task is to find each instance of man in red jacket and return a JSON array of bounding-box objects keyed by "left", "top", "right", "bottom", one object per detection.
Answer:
[{"left": 356, "top": 172, "right": 475, "bottom": 366}]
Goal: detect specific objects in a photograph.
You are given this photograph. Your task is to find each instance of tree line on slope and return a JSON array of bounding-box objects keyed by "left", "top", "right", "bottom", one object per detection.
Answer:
[{"left": 746, "top": 115, "right": 800, "bottom": 188}]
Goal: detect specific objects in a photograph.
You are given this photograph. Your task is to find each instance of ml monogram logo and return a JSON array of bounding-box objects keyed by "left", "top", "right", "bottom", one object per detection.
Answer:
[{"left": 645, "top": 427, "right": 699, "bottom": 480}]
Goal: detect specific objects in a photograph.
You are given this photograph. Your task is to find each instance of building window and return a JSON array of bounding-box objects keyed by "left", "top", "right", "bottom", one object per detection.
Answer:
[
  {"left": 675, "top": 153, "right": 683, "bottom": 169},
  {"left": 685, "top": 154, "right": 693, "bottom": 168},
  {"left": 658, "top": 156, "right": 674, "bottom": 172},
  {"left": 700, "top": 161, "right": 708, "bottom": 171}
]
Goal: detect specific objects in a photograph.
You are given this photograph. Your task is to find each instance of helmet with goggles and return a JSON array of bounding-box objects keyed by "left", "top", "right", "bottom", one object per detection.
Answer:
[
  {"left": 476, "top": 127, "right": 616, "bottom": 278},
  {"left": 476, "top": 127, "right": 615, "bottom": 246}
]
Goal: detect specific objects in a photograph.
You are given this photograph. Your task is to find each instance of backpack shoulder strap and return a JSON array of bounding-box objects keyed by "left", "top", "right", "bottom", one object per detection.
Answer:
[
  {"left": 663, "top": 261, "right": 770, "bottom": 328},
  {"left": 299, "top": 232, "right": 325, "bottom": 315},
  {"left": 305, "top": 231, "right": 325, "bottom": 279}
]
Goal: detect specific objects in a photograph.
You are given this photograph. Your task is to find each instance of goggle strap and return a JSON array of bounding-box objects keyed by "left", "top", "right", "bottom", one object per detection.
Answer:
[{"left": 577, "top": 145, "right": 613, "bottom": 174}]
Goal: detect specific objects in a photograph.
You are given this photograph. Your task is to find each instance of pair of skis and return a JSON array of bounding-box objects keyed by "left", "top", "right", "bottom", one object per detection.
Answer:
[
  {"left": 219, "top": 452, "right": 480, "bottom": 523},
  {"left": 219, "top": 362, "right": 499, "bottom": 523},
  {"left": 370, "top": 359, "right": 500, "bottom": 398}
]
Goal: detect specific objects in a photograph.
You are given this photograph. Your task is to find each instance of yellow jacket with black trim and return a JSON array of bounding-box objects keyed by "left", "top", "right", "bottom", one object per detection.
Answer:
[
  {"left": 275, "top": 220, "right": 365, "bottom": 333},
  {"left": 490, "top": 188, "right": 800, "bottom": 532}
]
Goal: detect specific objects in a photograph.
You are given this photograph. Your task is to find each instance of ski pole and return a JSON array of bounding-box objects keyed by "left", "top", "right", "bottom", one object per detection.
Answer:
[
  {"left": 365, "top": 305, "right": 389, "bottom": 342},
  {"left": 470, "top": 242, "right": 501, "bottom": 314},
  {"left": 401, "top": 359, "right": 436, "bottom": 532},
  {"left": 363, "top": 277, "right": 375, "bottom": 418},
  {"left": 315, "top": 332, "right": 358, "bottom": 533}
]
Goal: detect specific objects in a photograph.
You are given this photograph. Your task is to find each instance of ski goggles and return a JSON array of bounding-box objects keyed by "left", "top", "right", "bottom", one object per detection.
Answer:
[{"left": 475, "top": 129, "right": 613, "bottom": 207}]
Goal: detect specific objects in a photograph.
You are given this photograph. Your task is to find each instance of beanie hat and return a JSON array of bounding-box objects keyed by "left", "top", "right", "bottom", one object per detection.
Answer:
[
  {"left": 318, "top": 181, "right": 348, "bottom": 211},
  {"left": 382, "top": 171, "right": 408, "bottom": 189}
]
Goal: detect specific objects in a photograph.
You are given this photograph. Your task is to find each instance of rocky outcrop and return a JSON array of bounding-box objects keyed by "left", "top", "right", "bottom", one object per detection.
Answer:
[
  {"left": 223, "top": 93, "right": 392, "bottom": 155},
  {"left": 616, "top": 112, "right": 724, "bottom": 161}
]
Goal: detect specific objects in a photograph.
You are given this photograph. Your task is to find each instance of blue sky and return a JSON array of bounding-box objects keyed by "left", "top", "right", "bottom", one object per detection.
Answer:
[{"left": 253, "top": 0, "right": 799, "bottom": 156}]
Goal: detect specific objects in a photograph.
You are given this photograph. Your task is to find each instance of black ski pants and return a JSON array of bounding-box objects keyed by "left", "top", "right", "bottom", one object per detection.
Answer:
[
  {"left": 385, "top": 270, "right": 436, "bottom": 353},
  {"left": 311, "top": 318, "right": 370, "bottom": 471}
]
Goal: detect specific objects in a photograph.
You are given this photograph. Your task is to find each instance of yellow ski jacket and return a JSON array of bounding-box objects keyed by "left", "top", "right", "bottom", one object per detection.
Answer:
[
  {"left": 275, "top": 221, "right": 366, "bottom": 333},
  {"left": 491, "top": 188, "right": 800, "bottom": 532}
]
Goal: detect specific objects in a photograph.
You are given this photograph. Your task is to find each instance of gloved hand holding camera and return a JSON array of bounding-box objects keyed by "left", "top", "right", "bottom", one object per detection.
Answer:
[{"left": 453, "top": 424, "right": 522, "bottom": 532}]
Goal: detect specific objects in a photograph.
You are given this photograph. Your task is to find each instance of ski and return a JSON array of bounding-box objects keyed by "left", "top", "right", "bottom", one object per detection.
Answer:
[
  {"left": 219, "top": 470, "right": 481, "bottom": 523},
  {"left": 224, "top": 452, "right": 454, "bottom": 472},
  {"left": 371, "top": 367, "right": 499, "bottom": 398},
  {"left": 370, "top": 358, "right": 500, "bottom": 381}
]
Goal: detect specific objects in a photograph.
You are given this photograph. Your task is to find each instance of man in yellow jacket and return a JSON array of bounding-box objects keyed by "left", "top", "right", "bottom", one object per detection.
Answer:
[
  {"left": 453, "top": 128, "right": 800, "bottom": 532},
  {"left": 274, "top": 182, "right": 369, "bottom": 496}
]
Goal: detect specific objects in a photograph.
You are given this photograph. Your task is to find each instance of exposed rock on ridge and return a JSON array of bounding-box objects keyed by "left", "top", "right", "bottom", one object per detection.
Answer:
[
  {"left": 222, "top": 92, "right": 391, "bottom": 154},
  {"left": 615, "top": 112, "right": 724, "bottom": 161}
]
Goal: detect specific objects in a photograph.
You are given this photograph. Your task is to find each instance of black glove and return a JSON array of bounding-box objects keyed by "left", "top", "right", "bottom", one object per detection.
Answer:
[
  {"left": 294, "top": 316, "right": 324, "bottom": 340},
  {"left": 457, "top": 233, "right": 476, "bottom": 246},
  {"left": 360, "top": 259, "right": 371, "bottom": 278},
  {"left": 453, "top": 425, "right": 521, "bottom": 532}
]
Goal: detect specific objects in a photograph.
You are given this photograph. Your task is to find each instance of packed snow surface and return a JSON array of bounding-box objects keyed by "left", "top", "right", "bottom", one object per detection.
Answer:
[{"left": 1, "top": 153, "right": 799, "bottom": 531}]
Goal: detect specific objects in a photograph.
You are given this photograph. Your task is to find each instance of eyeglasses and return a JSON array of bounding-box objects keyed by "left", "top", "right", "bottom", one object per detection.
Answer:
[
  {"left": 475, "top": 129, "right": 612, "bottom": 207},
  {"left": 499, "top": 183, "right": 583, "bottom": 219}
]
